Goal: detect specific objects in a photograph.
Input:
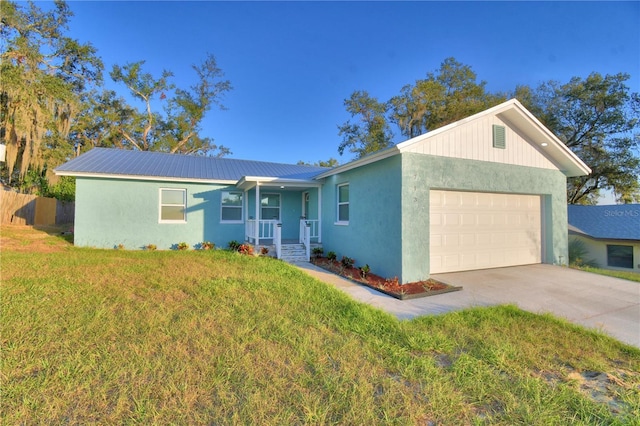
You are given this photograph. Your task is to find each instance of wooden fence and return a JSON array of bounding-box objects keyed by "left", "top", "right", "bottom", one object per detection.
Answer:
[{"left": 0, "top": 190, "right": 74, "bottom": 226}]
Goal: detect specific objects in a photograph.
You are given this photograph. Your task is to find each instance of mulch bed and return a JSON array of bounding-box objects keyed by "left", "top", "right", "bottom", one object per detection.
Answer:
[{"left": 311, "top": 257, "right": 462, "bottom": 300}]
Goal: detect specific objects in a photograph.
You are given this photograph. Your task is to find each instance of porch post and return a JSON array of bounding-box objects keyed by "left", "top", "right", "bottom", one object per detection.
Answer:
[
  {"left": 244, "top": 188, "right": 249, "bottom": 241},
  {"left": 255, "top": 182, "right": 260, "bottom": 244},
  {"left": 305, "top": 223, "right": 311, "bottom": 261},
  {"left": 317, "top": 186, "right": 322, "bottom": 243},
  {"left": 275, "top": 223, "right": 282, "bottom": 259}
]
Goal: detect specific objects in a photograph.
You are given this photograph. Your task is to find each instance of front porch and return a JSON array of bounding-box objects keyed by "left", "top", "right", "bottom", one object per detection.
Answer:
[
  {"left": 236, "top": 176, "right": 323, "bottom": 262},
  {"left": 252, "top": 239, "right": 323, "bottom": 263},
  {"left": 245, "top": 219, "right": 321, "bottom": 262}
]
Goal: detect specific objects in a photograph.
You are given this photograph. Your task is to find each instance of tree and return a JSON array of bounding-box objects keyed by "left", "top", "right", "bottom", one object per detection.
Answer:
[
  {"left": 0, "top": 0, "right": 102, "bottom": 187},
  {"left": 388, "top": 58, "right": 504, "bottom": 138},
  {"left": 110, "top": 54, "right": 232, "bottom": 156},
  {"left": 297, "top": 158, "right": 339, "bottom": 167},
  {"left": 337, "top": 91, "right": 393, "bottom": 159},
  {"left": 517, "top": 73, "right": 640, "bottom": 204},
  {"left": 69, "top": 89, "right": 136, "bottom": 156},
  {"left": 337, "top": 58, "right": 503, "bottom": 159}
]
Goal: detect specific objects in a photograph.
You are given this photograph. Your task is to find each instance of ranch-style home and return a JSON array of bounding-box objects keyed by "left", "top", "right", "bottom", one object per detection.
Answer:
[
  {"left": 55, "top": 99, "right": 591, "bottom": 283},
  {"left": 568, "top": 204, "right": 640, "bottom": 273}
]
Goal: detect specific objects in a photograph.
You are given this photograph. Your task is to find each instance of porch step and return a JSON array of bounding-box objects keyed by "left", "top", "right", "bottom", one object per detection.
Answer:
[{"left": 280, "top": 243, "right": 309, "bottom": 263}]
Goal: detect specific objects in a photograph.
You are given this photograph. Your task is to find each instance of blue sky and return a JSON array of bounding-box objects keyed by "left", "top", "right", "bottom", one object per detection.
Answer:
[{"left": 65, "top": 1, "right": 639, "bottom": 165}]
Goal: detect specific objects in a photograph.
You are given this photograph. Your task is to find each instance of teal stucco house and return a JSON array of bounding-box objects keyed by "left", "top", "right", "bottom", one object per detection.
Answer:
[{"left": 55, "top": 99, "right": 591, "bottom": 283}]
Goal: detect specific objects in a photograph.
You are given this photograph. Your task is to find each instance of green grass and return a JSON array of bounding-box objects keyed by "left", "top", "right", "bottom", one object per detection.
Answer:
[
  {"left": 2, "top": 229, "right": 640, "bottom": 424},
  {"left": 572, "top": 265, "right": 640, "bottom": 283}
]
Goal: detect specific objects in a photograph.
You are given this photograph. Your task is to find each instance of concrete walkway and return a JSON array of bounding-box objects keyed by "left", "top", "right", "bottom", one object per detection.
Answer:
[{"left": 294, "top": 263, "right": 640, "bottom": 348}]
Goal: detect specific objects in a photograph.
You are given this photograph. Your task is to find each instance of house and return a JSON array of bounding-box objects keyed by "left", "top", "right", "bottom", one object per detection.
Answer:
[
  {"left": 568, "top": 204, "right": 640, "bottom": 272},
  {"left": 55, "top": 99, "right": 591, "bottom": 283}
]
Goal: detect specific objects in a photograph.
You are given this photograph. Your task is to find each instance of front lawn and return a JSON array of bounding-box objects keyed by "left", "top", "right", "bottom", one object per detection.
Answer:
[
  {"left": 2, "top": 227, "right": 639, "bottom": 424},
  {"left": 571, "top": 265, "right": 640, "bottom": 283}
]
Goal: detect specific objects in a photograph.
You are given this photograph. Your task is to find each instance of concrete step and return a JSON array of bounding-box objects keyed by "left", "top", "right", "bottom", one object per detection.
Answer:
[
  {"left": 280, "top": 244, "right": 309, "bottom": 262},
  {"left": 282, "top": 257, "right": 310, "bottom": 263}
]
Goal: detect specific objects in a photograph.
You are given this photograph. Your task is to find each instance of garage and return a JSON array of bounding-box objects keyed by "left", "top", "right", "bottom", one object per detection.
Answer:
[{"left": 430, "top": 190, "right": 542, "bottom": 273}]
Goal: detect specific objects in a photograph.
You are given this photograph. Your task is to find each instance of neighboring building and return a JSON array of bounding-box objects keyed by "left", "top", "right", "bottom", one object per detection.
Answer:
[
  {"left": 568, "top": 204, "right": 640, "bottom": 273},
  {"left": 55, "top": 99, "right": 591, "bottom": 283}
]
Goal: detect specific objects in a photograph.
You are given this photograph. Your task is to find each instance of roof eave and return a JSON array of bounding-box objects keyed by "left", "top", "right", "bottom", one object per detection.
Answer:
[
  {"left": 497, "top": 100, "right": 592, "bottom": 178},
  {"left": 54, "top": 170, "right": 237, "bottom": 185},
  {"left": 313, "top": 146, "right": 402, "bottom": 179},
  {"left": 236, "top": 176, "right": 321, "bottom": 190}
]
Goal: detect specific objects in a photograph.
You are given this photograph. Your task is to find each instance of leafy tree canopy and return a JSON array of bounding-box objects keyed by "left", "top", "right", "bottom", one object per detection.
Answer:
[
  {"left": 108, "top": 55, "right": 232, "bottom": 156},
  {"left": 337, "top": 90, "right": 394, "bottom": 159},
  {"left": 337, "top": 58, "right": 639, "bottom": 203},
  {"left": 1, "top": 0, "right": 233, "bottom": 198},
  {"left": 389, "top": 57, "right": 505, "bottom": 138},
  {"left": 338, "top": 58, "right": 504, "bottom": 160},
  {"left": 0, "top": 0, "right": 102, "bottom": 184},
  {"left": 515, "top": 73, "right": 640, "bottom": 204},
  {"left": 297, "top": 158, "right": 339, "bottom": 168}
]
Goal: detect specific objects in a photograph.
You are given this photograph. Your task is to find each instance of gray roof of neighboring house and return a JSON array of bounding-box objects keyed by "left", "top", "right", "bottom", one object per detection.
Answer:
[
  {"left": 55, "top": 148, "right": 329, "bottom": 182},
  {"left": 568, "top": 204, "right": 640, "bottom": 241}
]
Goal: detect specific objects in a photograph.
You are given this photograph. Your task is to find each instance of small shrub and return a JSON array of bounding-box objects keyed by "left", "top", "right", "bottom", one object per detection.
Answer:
[
  {"left": 238, "top": 244, "right": 254, "bottom": 256},
  {"left": 200, "top": 241, "right": 215, "bottom": 250},
  {"left": 177, "top": 242, "right": 189, "bottom": 251},
  {"left": 116, "top": 244, "right": 125, "bottom": 250},
  {"left": 360, "top": 264, "right": 370, "bottom": 278},
  {"left": 327, "top": 251, "right": 337, "bottom": 261},
  {"left": 341, "top": 256, "right": 355, "bottom": 268},
  {"left": 568, "top": 238, "right": 598, "bottom": 267},
  {"left": 228, "top": 240, "right": 241, "bottom": 251},
  {"left": 260, "top": 246, "right": 269, "bottom": 256},
  {"left": 312, "top": 247, "right": 324, "bottom": 258},
  {"left": 145, "top": 244, "right": 157, "bottom": 251},
  {"left": 384, "top": 277, "right": 402, "bottom": 292}
]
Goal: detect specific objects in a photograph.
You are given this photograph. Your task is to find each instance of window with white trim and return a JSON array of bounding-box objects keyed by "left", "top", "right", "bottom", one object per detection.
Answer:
[
  {"left": 337, "top": 183, "right": 349, "bottom": 223},
  {"left": 159, "top": 188, "right": 186, "bottom": 223},
  {"left": 261, "top": 193, "right": 280, "bottom": 220},
  {"left": 221, "top": 191, "right": 243, "bottom": 222}
]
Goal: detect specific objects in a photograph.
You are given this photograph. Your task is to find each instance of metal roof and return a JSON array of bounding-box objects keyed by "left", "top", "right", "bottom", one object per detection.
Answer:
[
  {"left": 55, "top": 148, "right": 329, "bottom": 182},
  {"left": 568, "top": 204, "right": 640, "bottom": 241}
]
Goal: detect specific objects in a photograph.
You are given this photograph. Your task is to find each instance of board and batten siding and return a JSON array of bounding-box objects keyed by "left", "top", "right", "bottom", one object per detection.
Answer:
[{"left": 402, "top": 115, "right": 558, "bottom": 171}]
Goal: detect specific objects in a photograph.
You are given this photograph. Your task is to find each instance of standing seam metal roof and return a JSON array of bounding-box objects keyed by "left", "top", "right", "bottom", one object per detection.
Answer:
[{"left": 54, "top": 148, "right": 329, "bottom": 181}]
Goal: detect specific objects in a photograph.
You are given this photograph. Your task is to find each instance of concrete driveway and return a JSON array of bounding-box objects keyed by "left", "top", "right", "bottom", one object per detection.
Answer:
[{"left": 296, "top": 263, "right": 640, "bottom": 348}]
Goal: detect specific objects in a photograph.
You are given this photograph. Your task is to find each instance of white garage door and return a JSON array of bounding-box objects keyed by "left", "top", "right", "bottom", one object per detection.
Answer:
[{"left": 430, "top": 190, "right": 542, "bottom": 274}]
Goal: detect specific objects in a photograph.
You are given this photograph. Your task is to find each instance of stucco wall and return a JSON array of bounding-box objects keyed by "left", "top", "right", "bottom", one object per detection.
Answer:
[
  {"left": 319, "top": 156, "right": 403, "bottom": 280},
  {"left": 401, "top": 153, "right": 569, "bottom": 282},
  {"left": 320, "top": 152, "right": 568, "bottom": 284},
  {"left": 74, "top": 178, "right": 244, "bottom": 249}
]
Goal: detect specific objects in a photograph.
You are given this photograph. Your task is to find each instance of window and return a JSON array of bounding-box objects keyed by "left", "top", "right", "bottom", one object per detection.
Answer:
[
  {"left": 160, "top": 188, "right": 186, "bottom": 222},
  {"left": 221, "top": 191, "right": 243, "bottom": 222},
  {"left": 261, "top": 193, "right": 280, "bottom": 220},
  {"left": 337, "top": 183, "right": 349, "bottom": 223},
  {"left": 607, "top": 245, "right": 633, "bottom": 269}
]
